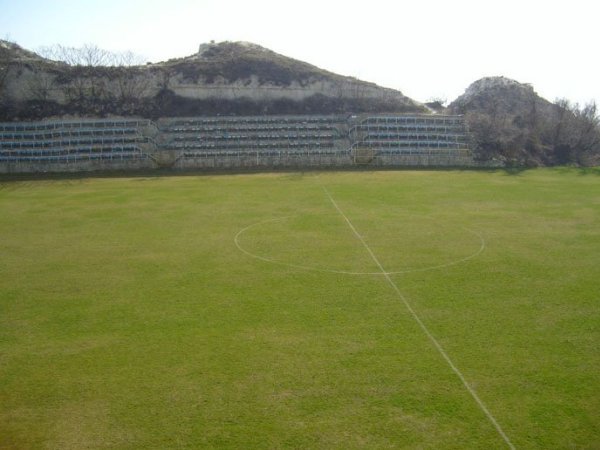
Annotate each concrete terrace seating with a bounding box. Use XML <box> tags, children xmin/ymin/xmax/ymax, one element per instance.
<box><xmin>0</xmin><ymin>119</ymin><xmax>152</xmax><ymax>164</ymax></box>
<box><xmin>350</xmin><ymin>115</ymin><xmax>470</xmax><ymax>155</ymax></box>
<box><xmin>0</xmin><ymin>114</ymin><xmax>474</xmax><ymax>172</ymax></box>
<box><xmin>158</xmin><ymin>115</ymin><xmax>346</xmax><ymax>157</ymax></box>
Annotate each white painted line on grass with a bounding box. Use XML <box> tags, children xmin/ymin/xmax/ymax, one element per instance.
<box><xmin>234</xmin><ymin>215</ymin><xmax>383</xmax><ymax>275</ymax></box>
<box><xmin>234</xmin><ymin>214</ymin><xmax>486</xmax><ymax>276</ymax></box>
<box><xmin>321</xmin><ymin>185</ymin><xmax>516</xmax><ymax>450</ymax></box>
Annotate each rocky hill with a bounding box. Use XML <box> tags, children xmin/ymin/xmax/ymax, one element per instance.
<box><xmin>0</xmin><ymin>40</ymin><xmax>424</xmax><ymax>120</ymax></box>
<box><xmin>449</xmin><ymin>77</ymin><xmax>556</xmax><ymax>118</ymax></box>
<box><xmin>448</xmin><ymin>76</ymin><xmax>599</xmax><ymax>166</ymax></box>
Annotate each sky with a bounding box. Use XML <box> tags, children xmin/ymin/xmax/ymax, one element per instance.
<box><xmin>1</xmin><ymin>0</ymin><xmax>598</xmax><ymax>107</ymax></box>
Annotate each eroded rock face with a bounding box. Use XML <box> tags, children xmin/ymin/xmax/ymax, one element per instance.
<box><xmin>449</xmin><ymin>76</ymin><xmax>551</xmax><ymax>115</ymax></box>
<box><xmin>461</xmin><ymin>76</ymin><xmax>532</xmax><ymax>101</ymax></box>
<box><xmin>448</xmin><ymin>77</ymin><xmax>569</xmax><ymax>166</ymax></box>
<box><xmin>0</xmin><ymin>40</ymin><xmax>424</xmax><ymax>119</ymax></box>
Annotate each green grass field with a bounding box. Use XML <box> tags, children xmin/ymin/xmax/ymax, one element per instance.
<box><xmin>1</xmin><ymin>168</ymin><xmax>599</xmax><ymax>449</ymax></box>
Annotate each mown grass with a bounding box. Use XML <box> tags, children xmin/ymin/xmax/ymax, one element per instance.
<box><xmin>0</xmin><ymin>168</ymin><xmax>598</xmax><ymax>449</ymax></box>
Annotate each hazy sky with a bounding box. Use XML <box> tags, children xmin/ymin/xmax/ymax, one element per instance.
<box><xmin>1</xmin><ymin>0</ymin><xmax>598</xmax><ymax>106</ymax></box>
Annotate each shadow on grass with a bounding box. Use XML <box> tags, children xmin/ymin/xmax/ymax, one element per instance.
<box><xmin>0</xmin><ymin>166</ymin><xmax>483</xmax><ymax>183</ymax></box>
<box><xmin>552</xmin><ymin>166</ymin><xmax>600</xmax><ymax>176</ymax></box>
<box><xmin>499</xmin><ymin>166</ymin><xmax>531</xmax><ymax>176</ymax></box>
<box><xmin>476</xmin><ymin>166</ymin><xmax>600</xmax><ymax>176</ymax></box>
<box><xmin>1</xmin><ymin>165</ymin><xmax>599</xmax><ymax>184</ymax></box>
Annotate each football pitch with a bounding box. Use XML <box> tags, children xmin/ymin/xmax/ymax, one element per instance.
<box><xmin>1</xmin><ymin>168</ymin><xmax>598</xmax><ymax>449</ymax></box>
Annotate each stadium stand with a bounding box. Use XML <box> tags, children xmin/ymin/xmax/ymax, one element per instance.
<box><xmin>0</xmin><ymin>119</ymin><xmax>154</xmax><ymax>171</ymax></box>
<box><xmin>158</xmin><ymin>115</ymin><xmax>347</xmax><ymax>165</ymax></box>
<box><xmin>0</xmin><ymin>114</ymin><xmax>475</xmax><ymax>173</ymax></box>
<box><xmin>349</xmin><ymin>115</ymin><xmax>471</xmax><ymax>161</ymax></box>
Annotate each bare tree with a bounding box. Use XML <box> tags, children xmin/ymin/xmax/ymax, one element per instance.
<box><xmin>61</xmin><ymin>70</ymin><xmax>111</xmax><ymax>103</ymax></box>
<box><xmin>115</xmin><ymin>67</ymin><xmax>150</xmax><ymax>101</ymax></box>
<box><xmin>38</xmin><ymin>44</ymin><xmax>111</xmax><ymax>66</ymax></box>
<box><xmin>0</xmin><ymin>38</ymin><xmax>18</xmax><ymax>101</ymax></box>
<box><xmin>552</xmin><ymin>99</ymin><xmax>600</xmax><ymax>164</ymax></box>
<box><xmin>579</xmin><ymin>102</ymin><xmax>600</xmax><ymax>164</ymax></box>
<box><xmin>37</xmin><ymin>44</ymin><xmax>145</xmax><ymax>67</ymax></box>
<box><xmin>116</xmin><ymin>50</ymin><xmax>146</xmax><ymax>67</ymax></box>
<box><xmin>80</xmin><ymin>44</ymin><xmax>113</xmax><ymax>66</ymax></box>
<box><xmin>27</xmin><ymin>68</ymin><xmax>55</xmax><ymax>101</ymax></box>
<box><xmin>37</xmin><ymin>43</ymin><xmax>149</xmax><ymax>104</ymax></box>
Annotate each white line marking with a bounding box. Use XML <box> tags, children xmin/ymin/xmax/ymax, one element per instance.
<box><xmin>321</xmin><ymin>185</ymin><xmax>516</xmax><ymax>450</ymax></box>
<box><xmin>234</xmin><ymin>214</ymin><xmax>486</xmax><ymax>276</ymax></box>
<box><xmin>234</xmin><ymin>216</ymin><xmax>382</xmax><ymax>275</ymax></box>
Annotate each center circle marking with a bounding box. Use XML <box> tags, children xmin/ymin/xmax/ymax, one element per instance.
<box><xmin>234</xmin><ymin>213</ymin><xmax>485</xmax><ymax>276</ymax></box>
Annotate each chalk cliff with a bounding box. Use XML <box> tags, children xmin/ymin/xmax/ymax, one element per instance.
<box><xmin>0</xmin><ymin>40</ymin><xmax>424</xmax><ymax>119</ymax></box>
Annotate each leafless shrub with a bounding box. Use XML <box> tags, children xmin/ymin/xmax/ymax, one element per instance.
<box><xmin>37</xmin><ymin>44</ymin><xmax>145</xmax><ymax>67</ymax></box>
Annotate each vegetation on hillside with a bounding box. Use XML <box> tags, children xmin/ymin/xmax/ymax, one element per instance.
<box><xmin>168</xmin><ymin>41</ymin><xmax>334</xmax><ymax>86</ymax></box>
<box><xmin>0</xmin><ymin>40</ymin><xmax>421</xmax><ymax>120</ymax></box>
<box><xmin>449</xmin><ymin>77</ymin><xmax>600</xmax><ymax>166</ymax></box>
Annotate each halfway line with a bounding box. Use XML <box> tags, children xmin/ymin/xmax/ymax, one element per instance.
<box><xmin>321</xmin><ymin>185</ymin><xmax>515</xmax><ymax>450</ymax></box>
